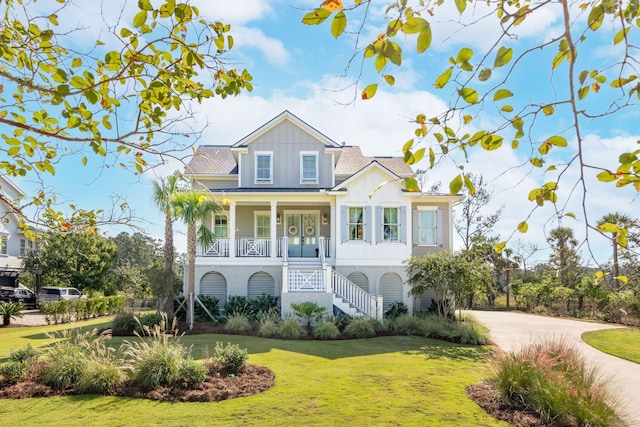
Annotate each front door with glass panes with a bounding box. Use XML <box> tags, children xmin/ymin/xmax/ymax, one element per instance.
<box><xmin>286</xmin><ymin>212</ymin><xmax>318</xmax><ymax>258</ymax></box>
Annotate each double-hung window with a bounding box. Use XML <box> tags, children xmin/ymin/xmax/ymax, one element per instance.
<box><xmin>255</xmin><ymin>152</ymin><xmax>272</xmax><ymax>183</ymax></box>
<box><xmin>19</xmin><ymin>238</ymin><xmax>34</xmax><ymax>256</ymax></box>
<box><xmin>383</xmin><ymin>208</ymin><xmax>399</xmax><ymax>242</ymax></box>
<box><xmin>348</xmin><ymin>207</ymin><xmax>364</xmax><ymax>241</ymax></box>
<box><xmin>255</xmin><ymin>213</ymin><xmax>270</xmax><ymax>238</ymax></box>
<box><xmin>213</xmin><ymin>214</ymin><xmax>228</xmax><ymax>238</ymax></box>
<box><xmin>418</xmin><ymin>209</ymin><xmax>437</xmax><ymax>245</ymax></box>
<box><xmin>0</xmin><ymin>235</ymin><xmax>7</xmax><ymax>255</ymax></box>
<box><xmin>300</xmin><ymin>152</ymin><xmax>318</xmax><ymax>184</ymax></box>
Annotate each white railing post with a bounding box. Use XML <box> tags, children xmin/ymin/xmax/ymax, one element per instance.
<box><xmin>282</xmin><ymin>263</ymin><xmax>289</xmax><ymax>293</ymax></box>
<box><xmin>376</xmin><ymin>296</ymin><xmax>384</xmax><ymax>321</ymax></box>
<box><xmin>325</xmin><ymin>265</ymin><xmax>333</xmax><ymax>293</ymax></box>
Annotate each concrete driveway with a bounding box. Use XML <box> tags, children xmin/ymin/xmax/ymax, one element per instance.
<box><xmin>467</xmin><ymin>310</ymin><xmax>640</xmax><ymax>426</ymax></box>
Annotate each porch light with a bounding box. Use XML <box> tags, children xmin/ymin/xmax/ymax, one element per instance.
<box><xmin>322</xmin><ymin>212</ymin><xmax>328</xmax><ymax>224</ymax></box>
<box><xmin>276</xmin><ymin>212</ymin><xmax>281</xmax><ymax>224</ymax></box>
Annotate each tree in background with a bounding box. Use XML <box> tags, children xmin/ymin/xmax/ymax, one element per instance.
<box><xmin>547</xmin><ymin>227</ymin><xmax>580</xmax><ymax>289</ymax></box>
<box><xmin>454</xmin><ymin>174</ymin><xmax>504</xmax><ymax>250</ymax></box>
<box><xmin>597</xmin><ymin>213</ymin><xmax>638</xmax><ymax>291</ymax></box>
<box><xmin>171</xmin><ymin>191</ymin><xmax>219</xmax><ymax>326</ymax></box>
<box><xmin>0</xmin><ymin>0</ymin><xmax>251</xmax><ymax>235</ymax></box>
<box><xmin>151</xmin><ymin>172</ymin><xmax>186</xmax><ymax>320</ymax></box>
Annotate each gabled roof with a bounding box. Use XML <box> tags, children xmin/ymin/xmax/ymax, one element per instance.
<box><xmin>335</xmin><ymin>146</ymin><xmax>414</xmax><ymax>177</ymax></box>
<box><xmin>231</xmin><ymin>110</ymin><xmax>342</xmax><ymax>149</ymax></box>
<box><xmin>332</xmin><ymin>160</ymin><xmax>405</xmax><ymax>191</ymax></box>
<box><xmin>187</xmin><ymin>146</ymin><xmax>237</xmax><ymax>175</ymax></box>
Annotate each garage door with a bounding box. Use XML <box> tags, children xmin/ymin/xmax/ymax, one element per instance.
<box><xmin>248</xmin><ymin>272</ymin><xmax>275</xmax><ymax>298</ymax></box>
<box><xmin>199</xmin><ymin>272</ymin><xmax>227</xmax><ymax>305</ymax></box>
<box><xmin>347</xmin><ymin>272</ymin><xmax>369</xmax><ymax>293</ymax></box>
<box><xmin>379</xmin><ymin>272</ymin><xmax>404</xmax><ymax>311</ymax></box>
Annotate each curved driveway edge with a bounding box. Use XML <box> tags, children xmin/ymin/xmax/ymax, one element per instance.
<box><xmin>467</xmin><ymin>310</ymin><xmax>640</xmax><ymax>426</ymax></box>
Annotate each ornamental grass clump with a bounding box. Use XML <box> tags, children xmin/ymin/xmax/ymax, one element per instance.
<box><xmin>258</xmin><ymin>317</ymin><xmax>279</xmax><ymax>337</ymax></box>
<box><xmin>224</xmin><ymin>313</ymin><xmax>253</xmax><ymax>333</ymax></box>
<box><xmin>312</xmin><ymin>319</ymin><xmax>340</xmax><ymax>339</ymax></box>
<box><xmin>392</xmin><ymin>314</ymin><xmax>426</xmax><ymax>336</ymax></box>
<box><xmin>343</xmin><ymin>317</ymin><xmax>376</xmax><ymax>338</ymax></box>
<box><xmin>491</xmin><ymin>338</ymin><xmax>621</xmax><ymax>427</ymax></box>
<box><xmin>450</xmin><ymin>320</ymin><xmax>489</xmax><ymax>345</ymax></box>
<box><xmin>277</xmin><ymin>317</ymin><xmax>306</xmax><ymax>340</ymax></box>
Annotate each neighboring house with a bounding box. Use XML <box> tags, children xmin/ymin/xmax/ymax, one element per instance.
<box><xmin>0</xmin><ymin>176</ymin><xmax>33</xmax><ymax>287</ymax></box>
<box><xmin>185</xmin><ymin>111</ymin><xmax>462</xmax><ymax>319</ymax></box>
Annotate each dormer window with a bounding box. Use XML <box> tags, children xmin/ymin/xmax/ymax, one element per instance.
<box><xmin>300</xmin><ymin>152</ymin><xmax>318</xmax><ymax>184</ymax></box>
<box><xmin>255</xmin><ymin>152</ymin><xmax>272</xmax><ymax>184</ymax></box>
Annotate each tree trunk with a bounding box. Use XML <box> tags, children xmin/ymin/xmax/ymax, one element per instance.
<box><xmin>612</xmin><ymin>235</ymin><xmax>620</xmax><ymax>291</ymax></box>
<box><xmin>164</xmin><ymin>210</ymin><xmax>175</xmax><ymax>322</ymax></box>
<box><xmin>506</xmin><ymin>269</ymin><xmax>510</xmax><ymax>309</ymax></box>
<box><xmin>3</xmin><ymin>314</ymin><xmax>9</xmax><ymax>326</ymax></box>
<box><xmin>186</xmin><ymin>220</ymin><xmax>196</xmax><ymax>326</ymax></box>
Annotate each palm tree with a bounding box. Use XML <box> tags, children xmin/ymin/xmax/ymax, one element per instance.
<box><xmin>597</xmin><ymin>212</ymin><xmax>636</xmax><ymax>291</ymax></box>
<box><xmin>547</xmin><ymin>226</ymin><xmax>579</xmax><ymax>288</ymax></box>
<box><xmin>151</xmin><ymin>171</ymin><xmax>185</xmax><ymax>321</ymax></box>
<box><xmin>171</xmin><ymin>190</ymin><xmax>219</xmax><ymax>327</ymax></box>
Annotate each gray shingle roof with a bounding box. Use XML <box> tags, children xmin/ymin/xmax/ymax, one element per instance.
<box><xmin>187</xmin><ymin>146</ymin><xmax>237</xmax><ymax>175</ymax></box>
<box><xmin>335</xmin><ymin>146</ymin><xmax>414</xmax><ymax>177</ymax></box>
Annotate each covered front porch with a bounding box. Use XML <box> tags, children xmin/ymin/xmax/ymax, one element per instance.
<box><xmin>196</xmin><ymin>198</ymin><xmax>335</xmax><ymax>261</ymax></box>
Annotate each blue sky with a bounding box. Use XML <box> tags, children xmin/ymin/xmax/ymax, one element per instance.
<box><xmin>9</xmin><ymin>0</ymin><xmax>640</xmax><ymax>266</ymax></box>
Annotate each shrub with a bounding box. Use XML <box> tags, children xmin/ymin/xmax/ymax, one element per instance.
<box><xmin>77</xmin><ymin>360</ymin><xmax>125</xmax><ymax>394</ymax></box>
<box><xmin>384</xmin><ymin>301</ymin><xmax>408</xmax><ymax>320</ymax></box>
<box><xmin>212</xmin><ymin>342</ymin><xmax>248</xmax><ymax>374</ymax></box>
<box><xmin>451</xmin><ymin>321</ymin><xmax>489</xmax><ymax>345</ymax></box>
<box><xmin>278</xmin><ymin>317</ymin><xmax>306</xmax><ymax>340</ymax></box>
<box><xmin>393</xmin><ymin>314</ymin><xmax>426</xmax><ymax>336</ymax></box>
<box><xmin>250</xmin><ymin>294</ymin><xmax>280</xmax><ymax>317</ymax></box>
<box><xmin>258</xmin><ymin>317</ymin><xmax>279</xmax><ymax>337</ymax></box>
<box><xmin>74</xmin><ymin>299</ymin><xmax>90</xmax><ymax>321</ymax></box>
<box><xmin>137</xmin><ymin>312</ymin><xmax>164</xmax><ymax>334</ymax></box>
<box><xmin>312</xmin><ymin>320</ymin><xmax>340</xmax><ymax>340</ymax></box>
<box><xmin>9</xmin><ymin>343</ymin><xmax>39</xmax><ymax>364</ymax></box>
<box><xmin>195</xmin><ymin>294</ymin><xmax>220</xmax><ymax>321</ymax></box>
<box><xmin>112</xmin><ymin>312</ymin><xmax>137</xmax><ymax>335</ymax></box>
<box><xmin>224</xmin><ymin>295</ymin><xmax>250</xmax><ymax>316</ymax></box>
<box><xmin>290</xmin><ymin>302</ymin><xmax>326</xmax><ymax>333</ymax></box>
<box><xmin>491</xmin><ymin>339</ymin><xmax>621</xmax><ymax>426</ymax></box>
<box><xmin>224</xmin><ymin>314</ymin><xmax>253</xmax><ymax>332</ymax></box>
<box><xmin>42</xmin><ymin>341</ymin><xmax>87</xmax><ymax>389</ymax></box>
<box><xmin>421</xmin><ymin>315</ymin><xmax>450</xmax><ymax>338</ymax></box>
<box><xmin>343</xmin><ymin>317</ymin><xmax>376</xmax><ymax>338</ymax></box>
<box><xmin>0</xmin><ymin>361</ymin><xmax>28</xmax><ymax>384</ymax></box>
<box><xmin>179</xmin><ymin>359</ymin><xmax>208</xmax><ymax>384</ymax></box>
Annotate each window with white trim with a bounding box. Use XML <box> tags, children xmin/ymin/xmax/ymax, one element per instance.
<box><xmin>0</xmin><ymin>235</ymin><xmax>7</xmax><ymax>255</ymax></box>
<box><xmin>213</xmin><ymin>214</ymin><xmax>228</xmax><ymax>238</ymax></box>
<box><xmin>20</xmin><ymin>238</ymin><xmax>34</xmax><ymax>256</ymax></box>
<box><xmin>348</xmin><ymin>207</ymin><xmax>364</xmax><ymax>241</ymax></box>
<box><xmin>300</xmin><ymin>152</ymin><xmax>318</xmax><ymax>184</ymax></box>
<box><xmin>255</xmin><ymin>213</ymin><xmax>270</xmax><ymax>238</ymax></box>
<box><xmin>418</xmin><ymin>210</ymin><xmax>437</xmax><ymax>245</ymax></box>
<box><xmin>383</xmin><ymin>208</ymin><xmax>399</xmax><ymax>242</ymax></box>
<box><xmin>255</xmin><ymin>152</ymin><xmax>272</xmax><ymax>183</ymax></box>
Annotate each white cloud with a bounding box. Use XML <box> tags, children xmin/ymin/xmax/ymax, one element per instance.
<box><xmin>194</xmin><ymin>0</ymin><xmax>275</xmax><ymax>25</ymax></box>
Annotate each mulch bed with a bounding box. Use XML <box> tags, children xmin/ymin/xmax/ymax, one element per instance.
<box><xmin>0</xmin><ymin>361</ymin><xmax>275</xmax><ymax>403</ymax></box>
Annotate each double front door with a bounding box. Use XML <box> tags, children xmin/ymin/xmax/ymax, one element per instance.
<box><xmin>286</xmin><ymin>212</ymin><xmax>318</xmax><ymax>258</ymax></box>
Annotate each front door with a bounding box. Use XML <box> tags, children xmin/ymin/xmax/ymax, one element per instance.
<box><xmin>286</xmin><ymin>212</ymin><xmax>318</xmax><ymax>258</ymax></box>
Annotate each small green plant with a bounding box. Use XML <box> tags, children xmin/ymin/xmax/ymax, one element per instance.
<box><xmin>312</xmin><ymin>319</ymin><xmax>340</xmax><ymax>340</ymax></box>
<box><xmin>112</xmin><ymin>312</ymin><xmax>137</xmax><ymax>335</ymax></box>
<box><xmin>224</xmin><ymin>295</ymin><xmax>250</xmax><ymax>316</ymax></box>
<box><xmin>0</xmin><ymin>301</ymin><xmax>24</xmax><ymax>326</ymax></box>
<box><xmin>179</xmin><ymin>359</ymin><xmax>208</xmax><ymax>384</ymax></box>
<box><xmin>392</xmin><ymin>314</ymin><xmax>426</xmax><ymax>336</ymax></box>
<box><xmin>0</xmin><ymin>361</ymin><xmax>28</xmax><ymax>384</ymax></box>
<box><xmin>42</xmin><ymin>340</ymin><xmax>88</xmax><ymax>389</ymax></box>
<box><xmin>10</xmin><ymin>343</ymin><xmax>39</xmax><ymax>364</ymax></box>
<box><xmin>258</xmin><ymin>317</ymin><xmax>279</xmax><ymax>337</ymax></box>
<box><xmin>212</xmin><ymin>342</ymin><xmax>248</xmax><ymax>374</ymax></box>
<box><xmin>384</xmin><ymin>301</ymin><xmax>408</xmax><ymax>320</ymax></box>
<box><xmin>277</xmin><ymin>316</ymin><xmax>306</xmax><ymax>340</ymax></box>
<box><xmin>343</xmin><ymin>317</ymin><xmax>377</xmax><ymax>338</ymax></box>
<box><xmin>250</xmin><ymin>294</ymin><xmax>280</xmax><ymax>317</ymax></box>
<box><xmin>290</xmin><ymin>301</ymin><xmax>326</xmax><ymax>333</ymax></box>
<box><xmin>77</xmin><ymin>360</ymin><xmax>126</xmax><ymax>394</ymax></box>
<box><xmin>224</xmin><ymin>313</ymin><xmax>252</xmax><ymax>332</ymax></box>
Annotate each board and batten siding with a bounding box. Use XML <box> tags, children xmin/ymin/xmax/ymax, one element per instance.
<box><xmin>239</xmin><ymin>120</ymin><xmax>334</xmax><ymax>188</ymax></box>
<box><xmin>411</xmin><ymin>202</ymin><xmax>452</xmax><ymax>258</ymax></box>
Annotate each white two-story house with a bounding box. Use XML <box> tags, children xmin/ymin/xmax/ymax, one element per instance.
<box><xmin>0</xmin><ymin>176</ymin><xmax>33</xmax><ymax>288</ymax></box>
<box><xmin>185</xmin><ymin>111</ymin><xmax>461</xmax><ymax>319</ymax></box>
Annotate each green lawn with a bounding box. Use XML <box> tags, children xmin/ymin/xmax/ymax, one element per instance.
<box><xmin>582</xmin><ymin>327</ymin><xmax>640</xmax><ymax>364</ymax></box>
<box><xmin>0</xmin><ymin>320</ymin><xmax>509</xmax><ymax>427</ymax></box>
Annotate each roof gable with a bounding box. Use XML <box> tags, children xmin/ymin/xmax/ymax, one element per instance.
<box><xmin>231</xmin><ymin>110</ymin><xmax>342</xmax><ymax>149</ymax></box>
<box><xmin>335</xmin><ymin>146</ymin><xmax>414</xmax><ymax>177</ymax></box>
<box><xmin>332</xmin><ymin>160</ymin><xmax>404</xmax><ymax>191</ymax></box>
<box><xmin>187</xmin><ymin>146</ymin><xmax>237</xmax><ymax>175</ymax></box>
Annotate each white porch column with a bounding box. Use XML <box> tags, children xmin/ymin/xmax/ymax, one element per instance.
<box><xmin>329</xmin><ymin>200</ymin><xmax>336</xmax><ymax>260</ymax></box>
<box><xmin>282</xmin><ymin>264</ymin><xmax>289</xmax><ymax>293</ymax></box>
<box><xmin>270</xmin><ymin>200</ymin><xmax>277</xmax><ymax>258</ymax></box>
<box><xmin>229</xmin><ymin>201</ymin><xmax>236</xmax><ymax>258</ymax></box>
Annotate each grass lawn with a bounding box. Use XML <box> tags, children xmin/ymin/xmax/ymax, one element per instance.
<box><xmin>582</xmin><ymin>327</ymin><xmax>640</xmax><ymax>364</ymax></box>
<box><xmin>0</xmin><ymin>320</ymin><xmax>509</xmax><ymax>427</ymax></box>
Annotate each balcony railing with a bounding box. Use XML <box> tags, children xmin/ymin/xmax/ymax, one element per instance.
<box><xmin>198</xmin><ymin>236</ymin><xmax>331</xmax><ymax>258</ymax></box>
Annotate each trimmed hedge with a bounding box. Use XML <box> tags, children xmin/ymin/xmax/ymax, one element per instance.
<box><xmin>40</xmin><ymin>296</ymin><xmax>126</xmax><ymax>324</ymax></box>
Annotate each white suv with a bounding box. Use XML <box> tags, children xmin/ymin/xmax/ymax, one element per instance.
<box><xmin>37</xmin><ymin>287</ymin><xmax>87</xmax><ymax>303</ymax></box>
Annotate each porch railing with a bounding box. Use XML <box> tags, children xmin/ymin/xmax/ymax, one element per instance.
<box><xmin>288</xmin><ymin>269</ymin><xmax>324</xmax><ymax>292</ymax></box>
<box><xmin>197</xmin><ymin>236</ymin><xmax>328</xmax><ymax>259</ymax></box>
<box><xmin>331</xmin><ymin>269</ymin><xmax>381</xmax><ymax>319</ymax></box>
<box><xmin>199</xmin><ymin>239</ymin><xmax>230</xmax><ymax>257</ymax></box>
<box><xmin>236</xmin><ymin>238</ymin><xmax>270</xmax><ymax>257</ymax></box>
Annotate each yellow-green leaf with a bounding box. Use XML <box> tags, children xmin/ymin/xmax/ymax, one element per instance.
<box><xmin>82</xmin><ymin>156</ymin><xmax>87</xmax><ymax>166</ymax></box>
<box><xmin>494</xmin><ymin>46</ymin><xmax>513</xmax><ymax>68</ymax></box>
<box><xmin>548</xmin><ymin>135</ymin><xmax>567</xmax><ymax>147</ymax></box>
<box><xmin>450</xmin><ymin>174</ymin><xmax>463</xmax><ymax>194</ymax></box>
<box><xmin>435</xmin><ymin>67</ymin><xmax>452</xmax><ymax>89</ymax></box>
<box><xmin>594</xmin><ymin>271</ymin><xmax>605</xmax><ymax>280</ymax></box>
<box><xmin>614</xmin><ymin>28</ymin><xmax>630</xmax><ymax>45</ymax></box>
<box><xmin>404</xmin><ymin>177</ymin><xmax>420</xmax><ymax>192</ymax></box>
<box><xmin>456</xmin><ymin>47</ymin><xmax>473</xmax><ymax>64</ymax></box>
<box><xmin>463</xmin><ymin>174</ymin><xmax>476</xmax><ymax>196</ymax></box>
<box><xmin>302</xmin><ymin>8</ymin><xmax>331</xmax><ymax>25</ymax></box>
<box><xmin>565</xmin><ymin>212</ymin><xmax>575</xmax><ymax>219</ymax></box>
<box><xmin>331</xmin><ymin>11</ymin><xmax>347</xmax><ymax>38</ymax></box>
<box><xmin>455</xmin><ymin>0</ymin><xmax>467</xmax><ymax>14</ymax></box>
<box><xmin>493</xmin><ymin>89</ymin><xmax>513</xmax><ymax>101</ymax></box>
<box><xmin>578</xmin><ymin>86</ymin><xmax>589</xmax><ymax>100</ymax></box>
<box><xmin>417</xmin><ymin>25</ymin><xmax>432</xmax><ymax>53</ymax></box>
<box><xmin>402</xmin><ymin>139</ymin><xmax>414</xmax><ymax>153</ymax></box>
<box><xmin>362</xmin><ymin>84</ymin><xmax>378</xmax><ymax>100</ymax></box>
<box><xmin>404</xmin><ymin>17</ymin><xmax>428</xmax><ymax>34</ymax></box>
<box><xmin>493</xmin><ymin>241</ymin><xmax>507</xmax><ymax>254</ymax></box>
<box><xmin>133</xmin><ymin>10</ymin><xmax>147</xmax><ymax>28</ymax></box>
<box><xmin>597</xmin><ymin>170</ymin><xmax>616</xmax><ymax>182</ymax></box>
<box><xmin>517</xmin><ymin>221</ymin><xmax>528</xmax><ymax>233</ymax></box>
<box><xmin>384</xmin><ymin>74</ymin><xmax>395</xmax><ymax>86</ymax></box>
<box><xmin>588</xmin><ymin>5</ymin><xmax>604</xmax><ymax>31</ymax></box>
<box><xmin>459</xmin><ymin>87</ymin><xmax>478</xmax><ymax>104</ymax></box>
<box><xmin>542</xmin><ymin>105</ymin><xmax>555</xmax><ymax>115</ymax></box>
<box><xmin>615</xmin><ymin>275</ymin><xmax>628</xmax><ymax>284</ymax></box>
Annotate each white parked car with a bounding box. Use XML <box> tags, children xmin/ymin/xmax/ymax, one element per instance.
<box><xmin>37</xmin><ymin>287</ymin><xmax>87</xmax><ymax>303</ymax></box>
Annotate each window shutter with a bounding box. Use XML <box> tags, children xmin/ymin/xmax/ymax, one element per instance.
<box><xmin>436</xmin><ymin>210</ymin><xmax>443</xmax><ymax>246</ymax></box>
<box><xmin>399</xmin><ymin>206</ymin><xmax>406</xmax><ymax>243</ymax></box>
<box><xmin>412</xmin><ymin>210</ymin><xmax>419</xmax><ymax>244</ymax></box>
<box><xmin>375</xmin><ymin>206</ymin><xmax>383</xmax><ymax>243</ymax></box>
<box><xmin>364</xmin><ymin>206</ymin><xmax>372</xmax><ymax>243</ymax></box>
<box><xmin>341</xmin><ymin>205</ymin><xmax>348</xmax><ymax>243</ymax></box>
